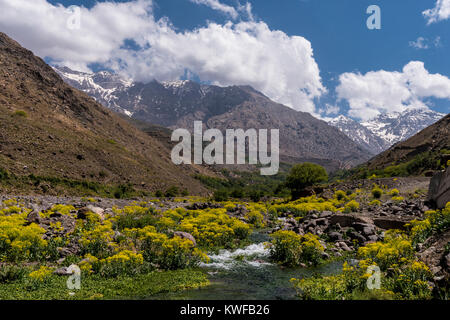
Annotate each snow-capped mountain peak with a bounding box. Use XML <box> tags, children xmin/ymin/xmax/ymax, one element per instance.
<box><xmin>328</xmin><ymin>115</ymin><xmax>387</xmax><ymax>154</ymax></box>
<box><xmin>53</xmin><ymin>65</ymin><xmax>132</xmax><ymax>115</ymax></box>
<box><xmin>361</xmin><ymin>108</ymin><xmax>445</xmax><ymax>144</ymax></box>
<box><xmin>329</xmin><ymin>108</ymin><xmax>446</xmax><ymax>154</ymax></box>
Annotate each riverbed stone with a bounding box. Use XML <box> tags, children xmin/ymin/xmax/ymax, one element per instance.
<box><xmin>174</xmin><ymin>231</ymin><xmax>197</xmax><ymax>246</ymax></box>
<box><xmin>315</xmin><ymin>218</ymin><xmax>328</xmax><ymax>226</ymax></box>
<box><xmin>339</xmin><ymin>242</ymin><xmax>351</xmax><ymax>252</ymax></box>
<box><xmin>53</xmin><ymin>267</ymin><xmax>72</xmax><ymax>276</ymax></box>
<box><xmin>353</xmin><ymin>222</ymin><xmax>376</xmax><ymax>236</ymax></box>
<box><xmin>319</xmin><ymin>211</ymin><xmax>333</xmax><ymax>218</ymax></box>
<box><xmin>373</xmin><ymin>218</ymin><xmax>408</xmax><ymax>230</ymax></box>
<box><xmin>26</xmin><ymin>209</ymin><xmax>41</xmax><ymax>224</ymax></box>
<box><xmin>329</xmin><ymin>214</ymin><xmax>366</xmax><ymax>227</ymax></box>
<box><xmin>445</xmin><ymin>253</ymin><xmax>450</xmax><ymax>270</ymax></box>
<box><xmin>349</xmin><ymin>231</ymin><xmax>366</xmax><ymax>244</ymax></box>
<box><xmin>329</xmin><ymin>231</ymin><xmax>343</xmax><ymax>241</ymax></box>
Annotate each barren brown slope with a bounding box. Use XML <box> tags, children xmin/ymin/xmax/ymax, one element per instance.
<box><xmin>366</xmin><ymin>113</ymin><xmax>450</xmax><ymax>170</ymax></box>
<box><xmin>201</xmin><ymin>88</ymin><xmax>370</xmax><ymax>172</ymax></box>
<box><xmin>0</xmin><ymin>32</ymin><xmax>210</xmax><ymax>195</ymax></box>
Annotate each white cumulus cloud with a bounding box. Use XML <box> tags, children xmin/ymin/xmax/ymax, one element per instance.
<box><xmin>409</xmin><ymin>36</ymin><xmax>442</xmax><ymax>49</ymax></box>
<box><xmin>409</xmin><ymin>37</ymin><xmax>429</xmax><ymax>49</ymax></box>
<box><xmin>423</xmin><ymin>0</ymin><xmax>450</xmax><ymax>24</ymax></box>
<box><xmin>0</xmin><ymin>0</ymin><xmax>155</xmax><ymax>72</ymax></box>
<box><xmin>189</xmin><ymin>0</ymin><xmax>238</xmax><ymax>19</ymax></box>
<box><xmin>110</xmin><ymin>21</ymin><xmax>326</xmax><ymax>114</ymax></box>
<box><xmin>0</xmin><ymin>0</ymin><xmax>326</xmax><ymax>115</ymax></box>
<box><xmin>336</xmin><ymin>61</ymin><xmax>450</xmax><ymax>120</ymax></box>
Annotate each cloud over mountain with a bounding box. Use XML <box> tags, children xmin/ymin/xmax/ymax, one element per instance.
<box><xmin>336</xmin><ymin>61</ymin><xmax>450</xmax><ymax>121</ymax></box>
<box><xmin>0</xmin><ymin>0</ymin><xmax>325</xmax><ymax>115</ymax></box>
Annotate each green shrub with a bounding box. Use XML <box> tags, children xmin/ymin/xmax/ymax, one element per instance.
<box><xmin>248</xmin><ymin>190</ymin><xmax>263</xmax><ymax>202</ymax></box>
<box><xmin>13</xmin><ymin>110</ymin><xmax>27</xmax><ymax>117</ymax></box>
<box><xmin>291</xmin><ymin>275</ymin><xmax>348</xmax><ymax>300</ymax></box>
<box><xmin>230</xmin><ymin>188</ymin><xmax>244</xmax><ymax>199</ymax></box>
<box><xmin>213</xmin><ymin>189</ymin><xmax>229</xmax><ymax>202</ymax></box>
<box><xmin>154</xmin><ymin>190</ymin><xmax>163</xmax><ymax>197</ymax></box>
<box><xmin>164</xmin><ymin>186</ymin><xmax>179</xmax><ymax>198</ymax></box>
<box><xmin>344</xmin><ymin>200</ymin><xmax>360</xmax><ymax>213</ymax></box>
<box><xmin>0</xmin><ymin>265</ymin><xmax>27</xmax><ymax>283</ymax></box>
<box><xmin>334</xmin><ymin>190</ymin><xmax>347</xmax><ymax>201</ymax></box>
<box><xmin>408</xmin><ymin>204</ymin><xmax>450</xmax><ymax>245</ymax></box>
<box><xmin>271</xmin><ymin>196</ymin><xmax>337</xmax><ymax>217</ymax></box>
<box><xmin>98</xmin><ymin>250</ymin><xmax>145</xmax><ymax>277</ymax></box>
<box><xmin>113</xmin><ymin>184</ymin><xmax>135</xmax><ymax>199</ymax></box>
<box><xmin>269</xmin><ymin>231</ymin><xmax>324</xmax><ymax>266</ymax></box>
<box><xmin>0</xmin><ymin>214</ymin><xmax>48</xmax><ymax>262</ymax></box>
<box><xmin>390</xmin><ymin>189</ymin><xmax>400</xmax><ymax>196</ymax></box>
<box><xmin>0</xmin><ymin>168</ymin><xmax>9</xmax><ymax>180</ymax></box>
<box><xmin>286</xmin><ymin>163</ymin><xmax>328</xmax><ymax>200</ymax></box>
<box><xmin>392</xmin><ymin>196</ymin><xmax>404</xmax><ymax>203</ymax></box>
<box><xmin>246</xmin><ymin>210</ymin><xmax>265</xmax><ymax>228</ymax></box>
<box><xmin>113</xmin><ymin>205</ymin><xmax>158</xmax><ymax>230</ymax></box>
<box><xmin>372</xmin><ymin>187</ymin><xmax>383</xmax><ymax>199</ymax></box>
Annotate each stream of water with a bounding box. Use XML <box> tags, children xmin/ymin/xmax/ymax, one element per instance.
<box><xmin>152</xmin><ymin>232</ymin><xmax>343</xmax><ymax>300</ymax></box>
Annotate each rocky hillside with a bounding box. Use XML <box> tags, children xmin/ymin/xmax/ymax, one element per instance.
<box><xmin>366</xmin><ymin>113</ymin><xmax>450</xmax><ymax>170</ymax></box>
<box><xmin>0</xmin><ymin>32</ymin><xmax>211</xmax><ymax>195</ymax></box>
<box><xmin>55</xmin><ymin>67</ymin><xmax>370</xmax><ymax>171</ymax></box>
<box><xmin>328</xmin><ymin>115</ymin><xmax>388</xmax><ymax>154</ymax></box>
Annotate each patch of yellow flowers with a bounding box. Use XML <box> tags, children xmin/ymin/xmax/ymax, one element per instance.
<box><xmin>269</xmin><ymin>230</ymin><xmax>324</xmax><ymax>266</ymax></box>
<box><xmin>0</xmin><ymin>213</ymin><xmax>47</xmax><ymax>261</ymax></box>
<box><xmin>358</xmin><ymin>230</ymin><xmax>413</xmax><ymax>269</ymax></box>
<box><xmin>407</xmin><ymin>202</ymin><xmax>450</xmax><ymax>244</ymax></box>
<box><xmin>271</xmin><ymin>196</ymin><xmax>338</xmax><ymax>217</ymax></box>
<box><xmin>29</xmin><ymin>266</ymin><xmax>53</xmax><ymax>282</ymax></box>
<box><xmin>292</xmin><ymin>230</ymin><xmax>433</xmax><ymax>300</ymax></box>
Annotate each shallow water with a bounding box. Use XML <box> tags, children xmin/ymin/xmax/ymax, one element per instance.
<box><xmin>151</xmin><ymin>232</ymin><xmax>343</xmax><ymax>300</ymax></box>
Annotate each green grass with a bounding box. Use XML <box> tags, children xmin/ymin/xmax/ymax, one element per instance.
<box><xmin>12</xmin><ymin>110</ymin><xmax>27</xmax><ymax>118</ymax></box>
<box><xmin>332</xmin><ymin>150</ymin><xmax>446</xmax><ymax>181</ymax></box>
<box><xmin>194</xmin><ymin>164</ymin><xmax>290</xmax><ymax>199</ymax></box>
<box><xmin>0</xmin><ymin>269</ymin><xmax>209</xmax><ymax>300</ymax></box>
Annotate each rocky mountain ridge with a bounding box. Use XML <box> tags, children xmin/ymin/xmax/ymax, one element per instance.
<box><xmin>0</xmin><ymin>32</ymin><xmax>211</xmax><ymax>195</ymax></box>
<box><xmin>54</xmin><ymin>66</ymin><xmax>371</xmax><ymax>171</ymax></box>
<box><xmin>329</xmin><ymin>108</ymin><xmax>446</xmax><ymax>154</ymax></box>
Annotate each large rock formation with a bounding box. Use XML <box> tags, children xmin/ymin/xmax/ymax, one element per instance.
<box><xmin>428</xmin><ymin>166</ymin><xmax>450</xmax><ymax>209</ymax></box>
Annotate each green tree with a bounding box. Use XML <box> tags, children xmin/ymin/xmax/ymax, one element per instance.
<box><xmin>285</xmin><ymin>163</ymin><xmax>328</xmax><ymax>200</ymax></box>
<box><xmin>248</xmin><ymin>190</ymin><xmax>264</xmax><ymax>202</ymax></box>
<box><xmin>164</xmin><ymin>186</ymin><xmax>179</xmax><ymax>198</ymax></box>
<box><xmin>213</xmin><ymin>189</ymin><xmax>229</xmax><ymax>202</ymax></box>
<box><xmin>230</xmin><ymin>188</ymin><xmax>244</xmax><ymax>199</ymax></box>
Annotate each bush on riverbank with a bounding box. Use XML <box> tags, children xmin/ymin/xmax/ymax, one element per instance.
<box><xmin>291</xmin><ymin>230</ymin><xmax>434</xmax><ymax>300</ymax></box>
<box><xmin>269</xmin><ymin>231</ymin><xmax>324</xmax><ymax>267</ymax></box>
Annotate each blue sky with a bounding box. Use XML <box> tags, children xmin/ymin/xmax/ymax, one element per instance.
<box><xmin>2</xmin><ymin>0</ymin><xmax>450</xmax><ymax>118</ymax></box>
<box><xmin>158</xmin><ymin>0</ymin><xmax>450</xmax><ymax>116</ymax></box>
